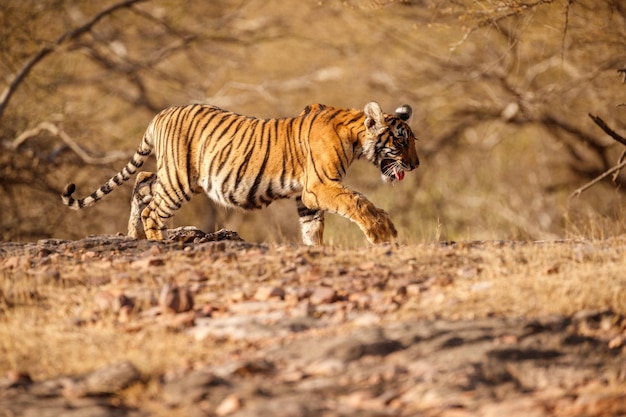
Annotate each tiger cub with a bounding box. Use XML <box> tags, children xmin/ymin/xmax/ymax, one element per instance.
<box><xmin>62</xmin><ymin>102</ymin><xmax>419</xmax><ymax>244</ymax></box>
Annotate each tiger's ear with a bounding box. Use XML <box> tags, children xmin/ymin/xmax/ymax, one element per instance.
<box><xmin>395</xmin><ymin>104</ymin><xmax>412</xmax><ymax>122</ymax></box>
<box><xmin>364</xmin><ymin>101</ymin><xmax>385</xmax><ymax>134</ymax></box>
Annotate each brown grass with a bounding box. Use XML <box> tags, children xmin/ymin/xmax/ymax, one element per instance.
<box><xmin>2</xmin><ymin>238</ymin><xmax>625</xmax><ymax>383</ymax></box>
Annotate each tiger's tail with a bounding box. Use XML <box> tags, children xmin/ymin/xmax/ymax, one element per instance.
<box><xmin>61</xmin><ymin>129</ymin><xmax>153</xmax><ymax>210</ymax></box>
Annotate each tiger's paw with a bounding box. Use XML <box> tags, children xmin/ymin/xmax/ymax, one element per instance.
<box><xmin>364</xmin><ymin>209</ymin><xmax>398</xmax><ymax>244</ymax></box>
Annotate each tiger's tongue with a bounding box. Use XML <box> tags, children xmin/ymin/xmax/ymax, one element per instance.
<box><xmin>395</xmin><ymin>169</ymin><xmax>405</xmax><ymax>181</ymax></box>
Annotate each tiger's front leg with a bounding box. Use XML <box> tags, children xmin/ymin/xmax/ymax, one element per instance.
<box><xmin>295</xmin><ymin>195</ymin><xmax>325</xmax><ymax>245</ymax></box>
<box><xmin>301</xmin><ymin>183</ymin><xmax>397</xmax><ymax>244</ymax></box>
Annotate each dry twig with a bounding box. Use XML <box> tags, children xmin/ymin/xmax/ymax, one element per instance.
<box><xmin>588</xmin><ymin>113</ymin><xmax>626</xmax><ymax>147</ymax></box>
<box><xmin>569</xmin><ymin>113</ymin><xmax>626</xmax><ymax>199</ymax></box>
<box><xmin>569</xmin><ymin>159</ymin><xmax>626</xmax><ymax>199</ymax></box>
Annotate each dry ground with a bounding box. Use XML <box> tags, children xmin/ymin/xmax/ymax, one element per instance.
<box><xmin>1</xmin><ymin>234</ymin><xmax>625</xmax><ymax>416</ymax></box>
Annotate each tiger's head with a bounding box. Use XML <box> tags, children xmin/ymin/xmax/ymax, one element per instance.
<box><xmin>362</xmin><ymin>102</ymin><xmax>420</xmax><ymax>183</ymax></box>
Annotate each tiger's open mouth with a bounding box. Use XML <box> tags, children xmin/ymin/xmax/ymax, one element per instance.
<box><xmin>380</xmin><ymin>159</ymin><xmax>405</xmax><ymax>182</ymax></box>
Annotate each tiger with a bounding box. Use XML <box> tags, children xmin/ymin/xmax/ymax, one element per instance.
<box><xmin>62</xmin><ymin>101</ymin><xmax>420</xmax><ymax>245</ymax></box>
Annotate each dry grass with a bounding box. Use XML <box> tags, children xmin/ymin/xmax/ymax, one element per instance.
<box><xmin>1</xmin><ymin>238</ymin><xmax>625</xmax><ymax>382</ymax></box>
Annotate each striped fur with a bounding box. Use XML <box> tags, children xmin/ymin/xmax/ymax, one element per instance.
<box><xmin>62</xmin><ymin>101</ymin><xmax>419</xmax><ymax>244</ymax></box>
<box><xmin>127</xmin><ymin>171</ymin><xmax>161</xmax><ymax>239</ymax></box>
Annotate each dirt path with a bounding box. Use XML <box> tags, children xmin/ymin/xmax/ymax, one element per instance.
<box><xmin>1</xmin><ymin>234</ymin><xmax>625</xmax><ymax>416</ymax></box>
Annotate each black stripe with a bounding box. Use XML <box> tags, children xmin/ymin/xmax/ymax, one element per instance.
<box><xmin>196</xmin><ymin>109</ymin><xmax>225</xmax><ymax>168</ymax></box>
<box><xmin>159</xmin><ymin>178</ymin><xmax>181</xmax><ymax>210</ymax></box>
<box><xmin>246</xmin><ymin>120</ymin><xmax>272</xmax><ymax>208</ymax></box>
<box><xmin>162</xmin><ymin>107</ymin><xmax>180</xmax><ymax>141</ymax></box>
<box><xmin>303</xmin><ymin>112</ymin><xmax>326</xmax><ymax>183</ymax></box>
<box><xmin>334</xmin><ymin>145</ymin><xmax>347</xmax><ymax>176</ymax></box>
<box><xmin>321</xmin><ymin>163</ymin><xmax>340</xmax><ymax>182</ymax></box>
<box><xmin>297</xmin><ymin>205</ymin><xmax>319</xmax><ymax>218</ymax></box>
<box><xmin>234</xmin><ymin>119</ymin><xmax>262</xmax><ymax>186</ymax></box>
<box><xmin>90</xmin><ymin>190</ymin><xmax>100</xmax><ymax>201</ymax></box>
<box><xmin>203</xmin><ymin>111</ymin><xmax>232</xmax><ymax>142</ymax></box>
<box><xmin>213</xmin><ymin>139</ymin><xmax>234</xmax><ymax>177</ymax></box>
<box><xmin>130</xmin><ymin>156</ymin><xmax>144</xmax><ymax>167</ymax></box>
<box><xmin>186</xmin><ymin>105</ymin><xmax>209</xmax><ymax>141</ymax></box>
<box><xmin>344</xmin><ymin>113</ymin><xmax>363</xmax><ymax>126</ymax></box>
<box><xmin>326</xmin><ymin>109</ymin><xmax>343</xmax><ymax>122</ymax></box>
<box><xmin>163</xmin><ymin>109</ymin><xmax>186</xmax><ymax>205</ymax></box>
<box><xmin>184</xmin><ymin>106</ymin><xmax>207</xmax><ymax>194</ymax></box>
<box><xmin>176</xmin><ymin>107</ymin><xmax>195</xmax><ymax>199</ymax></box>
<box><xmin>214</xmin><ymin>116</ymin><xmax>249</xmax><ymax>177</ymax></box>
<box><xmin>277</xmin><ymin>118</ymin><xmax>294</xmax><ymax>191</ymax></box>
<box><xmin>101</xmin><ymin>182</ymin><xmax>113</xmax><ymax>194</ymax></box>
<box><xmin>270</xmin><ymin>117</ymin><xmax>279</xmax><ymax>144</ymax></box>
<box><xmin>221</xmin><ymin>170</ymin><xmax>234</xmax><ymax>204</ymax></box>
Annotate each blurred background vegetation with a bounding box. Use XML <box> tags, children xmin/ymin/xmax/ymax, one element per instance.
<box><xmin>1</xmin><ymin>0</ymin><xmax>625</xmax><ymax>244</ymax></box>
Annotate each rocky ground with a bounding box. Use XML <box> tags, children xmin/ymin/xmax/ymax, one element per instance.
<box><xmin>1</xmin><ymin>231</ymin><xmax>625</xmax><ymax>416</ymax></box>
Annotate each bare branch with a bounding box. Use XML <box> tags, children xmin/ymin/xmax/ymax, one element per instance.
<box><xmin>588</xmin><ymin>113</ymin><xmax>626</xmax><ymax>147</ymax></box>
<box><xmin>0</xmin><ymin>0</ymin><xmax>146</xmax><ymax>122</ymax></box>
<box><xmin>205</xmin><ymin>67</ymin><xmax>343</xmax><ymax>108</ymax></box>
<box><xmin>448</xmin><ymin>0</ymin><xmax>556</xmax><ymax>51</ymax></box>
<box><xmin>560</xmin><ymin>0</ymin><xmax>573</xmax><ymax>66</ymax></box>
<box><xmin>613</xmin><ymin>149</ymin><xmax>626</xmax><ymax>182</ymax></box>
<box><xmin>569</xmin><ymin>159</ymin><xmax>626</xmax><ymax>199</ymax></box>
<box><xmin>11</xmin><ymin>122</ymin><xmax>130</xmax><ymax>165</ymax></box>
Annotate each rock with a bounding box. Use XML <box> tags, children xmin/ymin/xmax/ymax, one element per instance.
<box><xmin>479</xmin><ymin>396</ymin><xmax>545</xmax><ymax>417</ymax></box>
<box><xmin>93</xmin><ymin>291</ymin><xmax>134</xmax><ymax>313</ymax></box>
<box><xmin>304</xmin><ymin>358</ymin><xmax>346</xmax><ymax>376</ymax></box>
<box><xmin>81</xmin><ymin>361</ymin><xmax>141</xmax><ymax>396</ymax></box>
<box><xmin>215</xmin><ymin>393</ymin><xmax>242</xmax><ymax>416</ymax></box>
<box><xmin>2</xmin><ymin>370</ymin><xmax>32</xmax><ymax>389</ymax></box>
<box><xmin>253</xmin><ymin>286</ymin><xmax>285</xmax><ymax>301</ymax></box>
<box><xmin>162</xmin><ymin>369</ymin><xmax>228</xmax><ymax>406</ymax></box>
<box><xmin>190</xmin><ymin>316</ymin><xmax>281</xmax><ymax>341</ymax></box>
<box><xmin>309</xmin><ymin>287</ymin><xmax>337</xmax><ymax>305</ymax></box>
<box><xmin>324</xmin><ymin>332</ymin><xmax>404</xmax><ymax>362</ymax></box>
<box><xmin>351</xmin><ymin>312</ymin><xmax>381</xmax><ymax>327</ymax></box>
<box><xmin>159</xmin><ymin>283</ymin><xmax>194</xmax><ymax>314</ymax></box>
<box><xmin>167</xmin><ymin>226</ymin><xmax>244</xmax><ymax>243</ymax></box>
<box><xmin>2</xmin><ymin>256</ymin><xmax>21</xmax><ymax>269</ymax></box>
<box><xmin>58</xmin><ymin>361</ymin><xmax>141</xmax><ymax>398</ymax></box>
<box><xmin>131</xmin><ymin>256</ymin><xmax>165</xmax><ymax>270</ymax></box>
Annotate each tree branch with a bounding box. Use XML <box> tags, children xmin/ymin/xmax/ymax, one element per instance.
<box><xmin>588</xmin><ymin>113</ymin><xmax>626</xmax><ymax>147</ymax></box>
<box><xmin>0</xmin><ymin>0</ymin><xmax>146</xmax><ymax>122</ymax></box>
<box><xmin>11</xmin><ymin>122</ymin><xmax>130</xmax><ymax>165</ymax></box>
<box><xmin>569</xmin><ymin>114</ymin><xmax>626</xmax><ymax>198</ymax></box>
<box><xmin>569</xmin><ymin>159</ymin><xmax>626</xmax><ymax>199</ymax></box>
<box><xmin>560</xmin><ymin>0</ymin><xmax>573</xmax><ymax>65</ymax></box>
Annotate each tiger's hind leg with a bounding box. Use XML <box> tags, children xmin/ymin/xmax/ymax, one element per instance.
<box><xmin>296</xmin><ymin>195</ymin><xmax>325</xmax><ymax>246</ymax></box>
<box><xmin>140</xmin><ymin>178</ymin><xmax>182</xmax><ymax>241</ymax></box>
<box><xmin>128</xmin><ymin>172</ymin><xmax>158</xmax><ymax>239</ymax></box>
